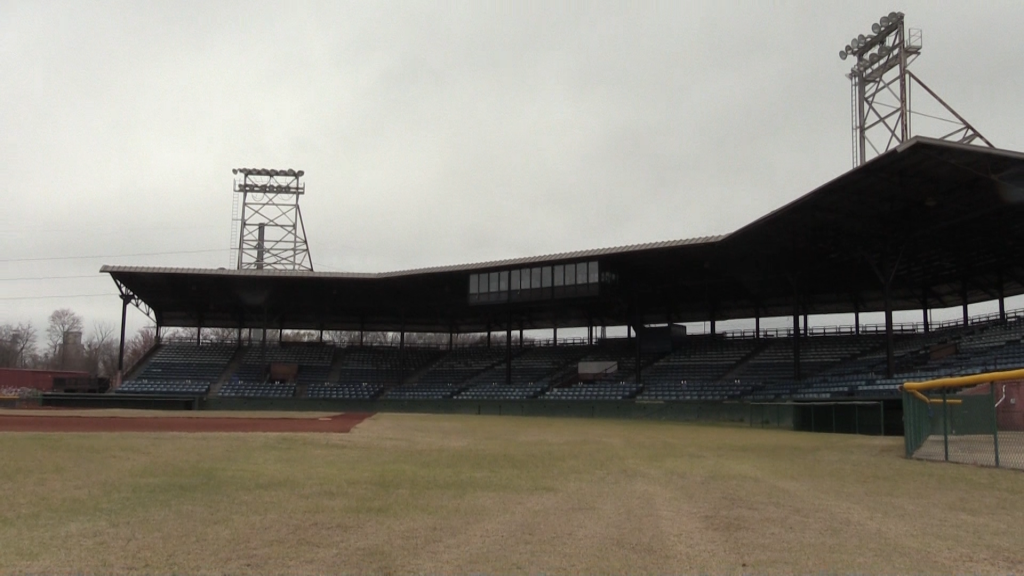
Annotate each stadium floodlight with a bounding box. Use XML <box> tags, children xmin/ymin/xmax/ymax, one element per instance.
<box><xmin>297</xmin><ymin>170</ymin><xmax>304</xmax><ymax>177</ymax></box>
<box><xmin>839</xmin><ymin>10</ymin><xmax>993</xmax><ymax>168</ymax></box>
<box><xmin>231</xmin><ymin>167</ymin><xmax>313</xmax><ymax>271</ymax></box>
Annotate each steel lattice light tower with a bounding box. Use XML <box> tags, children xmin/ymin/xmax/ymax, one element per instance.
<box><xmin>231</xmin><ymin>168</ymin><xmax>314</xmax><ymax>271</ymax></box>
<box><xmin>840</xmin><ymin>11</ymin><xmax>993</xmax><ymax>167</ymax></box>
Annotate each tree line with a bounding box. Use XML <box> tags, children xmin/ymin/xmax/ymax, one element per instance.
<box><xmin>0</xmin><ymin>308</ymin><xmax>119</xmax><ymax>376</ymax></box>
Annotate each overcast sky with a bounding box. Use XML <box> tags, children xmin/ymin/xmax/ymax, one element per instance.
<box><xmin>2</xmin><ymin>1</ymin><xmax>1023</xmax><ymax>338</ymax></box>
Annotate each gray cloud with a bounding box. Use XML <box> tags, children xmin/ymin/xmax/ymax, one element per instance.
<box><xmin>2</xmin><ymin>1</ymin><xmax>1022</xmax><ymax>335</ymax></box>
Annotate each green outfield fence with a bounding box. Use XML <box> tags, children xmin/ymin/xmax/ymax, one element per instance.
<box><xmin>37</xmin><ymin>393</ymin><xmax>900</xmax><ymax>435</ymax></box>
<box><xmin>903</xmin><ymin>373</ymin><xmax>1024</xmax><ymax>471</ymax></box>
<box><xmin>202</xmin><ymin>397</ymin><xmax>898</xmax><ymax>435</ymax></box>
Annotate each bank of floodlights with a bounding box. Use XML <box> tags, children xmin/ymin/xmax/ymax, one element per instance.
<box><xmin>231</xmin><ymin>167</ymin><xmax>314</xmax><ymax>271</ymax></box>
<box><xmin>837</xmin><ymin>11</ymin><xmax>991</xmax><ymax>167</ymax></box>
<box><xmin>839</xmin><ymin>11</ymin><xmax>904</xmax><ymax>78</ymax></box>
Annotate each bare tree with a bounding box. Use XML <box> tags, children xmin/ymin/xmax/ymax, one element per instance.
<box><xmin>122</xmin><ymin>325</ymin><xmax>157</xmax><ymax>374</ymax></box>
<box><xmin>83</xmin><ymin>322</ymin><xmax>118</xmax><ymax>377</ymax></box>
<box><xmin>45</xmin><ymin>308</ymin><xmax>84</xmax><ymax>369</ymax></box>
<box><xmin>203</xmin><ymin>327</ymin><xmax>240</xmax><ymax>344</ymax></box>
<box><xmin>282</xmin><ymin>330</ymin><xmax>319</xmax><ymax>342</ymax></box>
<box><xmin>15</xmin><ymin>322</ymin><xmax>38</xmax><ymax>367</ymax></box>
<box><xmin>0</xmin><ymin>323</ymin><xmax>20</xmax><ymax>367</ymax></box>
<box><xmin>0</xmin><ymin>323</ymin><xmax>37</xmax><ymax>366</ymax></box>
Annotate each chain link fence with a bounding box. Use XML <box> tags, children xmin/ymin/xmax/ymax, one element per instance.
<box><xmin>904</xmin><ymin>380</ymin><xmax>1024</xmax><ymax>471</ymax></box>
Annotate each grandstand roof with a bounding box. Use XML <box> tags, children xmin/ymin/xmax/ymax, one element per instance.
<box><xmin>104</xmin><ymin>137</ymin><xmax>1024</xmax><ymax>333</ymax></box>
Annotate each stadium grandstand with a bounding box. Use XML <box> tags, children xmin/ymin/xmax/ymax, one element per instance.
<box><xmin>91</xmin><ymin>137</ymin><xmax>1024</xmax><ymax>427</ymax></box>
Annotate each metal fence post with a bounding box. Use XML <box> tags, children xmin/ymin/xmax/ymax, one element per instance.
<box><xmin>990</xmin><ymin>382</ymin><xmax>1000</xmax><ymax>468</ymax></box>
<box><xmin>942</xmin><ymin>388</ymin><xmax>950</xmax><ymax>462</ymax></box>
<box><xmin>880</xmin><ymin>401</ymin><xmax>885</xmax><ymax>437</ymax></box>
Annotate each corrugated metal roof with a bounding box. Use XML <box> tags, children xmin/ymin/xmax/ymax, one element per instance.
<box><xmin>101</xmin><ymin>234</ymin><xmax>727</xmax><ymax>279</ymax></box>
<box><xmin>99</xmin><ymin>265</ymin><xmax>377</xmax><ymax>279</ymax></box>
<box><xmin>381</xmin><ymin>234</ymin><xmax>727</xmax><ymax>276</ymax></box>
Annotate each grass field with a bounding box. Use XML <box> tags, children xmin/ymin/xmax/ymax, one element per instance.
<box><xmin>1</xmin><ymin>412</ymin><xmax>1022</xmax><ymax>574</ymax></box>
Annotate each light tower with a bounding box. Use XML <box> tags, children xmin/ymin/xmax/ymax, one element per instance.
<box><xmin>840</xmin><ymin>11</ymin><xmax>993</xmax><ymax>167</ymax></box>
<box><xmin>231</xmin><ymin>168</ymin><xmax>314</xmax><ymax>271</ymax></box>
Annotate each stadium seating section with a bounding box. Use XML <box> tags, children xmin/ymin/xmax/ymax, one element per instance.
<box><xmin>132</xmin><ymin>344</ymin><xmax>235</xmax><ymax>382</ymax></box>
<box><xmin>307</xmin><ymin>383</ymin><xmax>384</xmax><ymax>400</ymax></box>
<box><xmin>118</xmin><ymin>314</ymin><xmax>1024</xmax><ymax>402</ymax></box>
<box><xmin>542</xmin><ymin>383</ymin><xmax>641</xmax><ymax>400</ymax></box>
<box><xmin>219</xmin><ymin>381</ymin><xmax>296</xmax><ymax>399</ymax></box>
<box><xmin>116</xmin><ymin>380</ymin><xmax>210</xmax><ymax>396</ymax></box>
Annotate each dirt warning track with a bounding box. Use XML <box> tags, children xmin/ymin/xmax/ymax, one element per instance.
<box><xmin>0</xmin><ymin>412</ymin><xmax>374</xmax><ymax>433</ymax></box>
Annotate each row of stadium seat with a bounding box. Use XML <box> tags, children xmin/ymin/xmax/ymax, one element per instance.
<box><xmin>121</xmin><ymin>317</ymin><xmax>1024</xmax><ymax>401</ymax></box>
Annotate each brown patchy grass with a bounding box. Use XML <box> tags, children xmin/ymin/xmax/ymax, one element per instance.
<box><xmin>1</xmin><ymin>413</ymin><xmax>1022</xmax><ymax>574</ymax></box>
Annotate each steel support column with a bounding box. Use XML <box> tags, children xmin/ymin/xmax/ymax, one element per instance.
<box><xmin>962</xmin><ymin>281</ymin><xmax>970</xmax><ymax>326</ymax></box>
<box><xmin>634</xmin><ymin>323</ymin><xmax>642</xmax><ymax>385</ymax></box>
<box><xmin>792</xmin><ymin>299</ymin><xmax>801</xmax><ymax>381</ymax></box>
<box><xmin>999</xmin><ymin>279</ymin><xmax>1006</xmax><ymax>322</ymax></box>
<box><xmin>506</xmin><ymin>318</ymin><xmax>512</xmax><ymax>387</ymax></box>
<box><xmin>884</xmin><ymin>282</ymin><xmax>895</xmax><ymax>378</ymax></box>
<box><xmin>922</xmin><ymin>289</ymin><xmax>930</xmax><ymax>333</ymax></box>
<box><xmin>117</xmin><ymin>294</ymin><xmax>130</xmax><ymax>373</ymax></box>
<box><xmin>399</xmin><ymin>327</ymin><xmax>405</xmax><ymax>381</ymax></box>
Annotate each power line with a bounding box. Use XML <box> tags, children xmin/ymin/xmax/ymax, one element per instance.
<box><xmin>0</xmin><ymin>293</ymin><xmax>116</xmax><ymax>301</ymax></box>
<box><xmin>0</xmin><ymin>248</ymin><xmax>228</xmax><ymax>263</ymax></box>
<box><xmin>0</xmin><ymin>274</ymin><xmax>103</xmax><ymax>282</ymax></box>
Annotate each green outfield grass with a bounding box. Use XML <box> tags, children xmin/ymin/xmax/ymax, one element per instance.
<box><xmin>1</xmin><ymin>413</ymin><xmax>1021</xmax><ymax>574</ymax></box>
